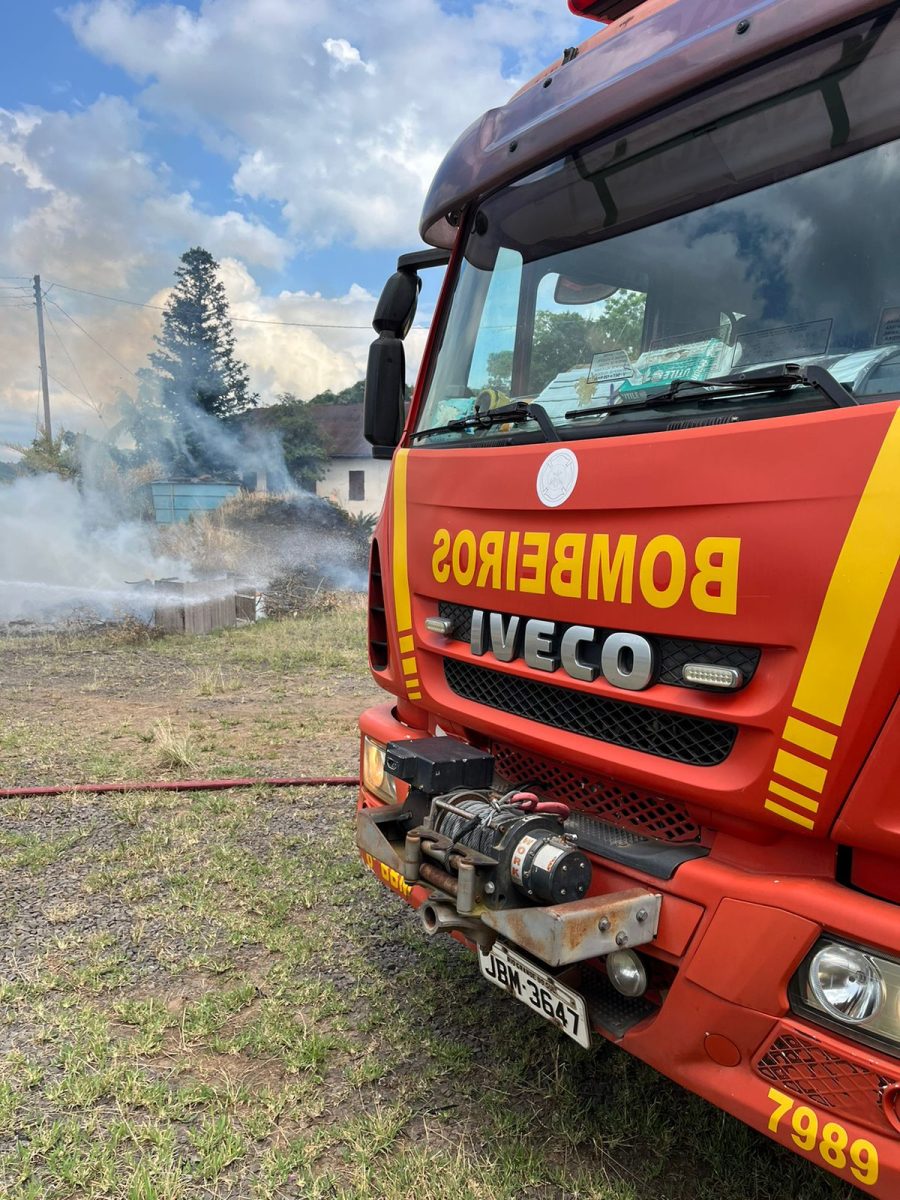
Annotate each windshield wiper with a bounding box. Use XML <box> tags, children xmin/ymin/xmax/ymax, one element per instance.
<box><xmin>412</xmin><ymin>400</ymin><xmax>559</xmax><ymax>443</ymax></box>
<box><xmin>565</xmin><ymin>362</ymin><xmax>857</xmax><ymax>421</ymax></box>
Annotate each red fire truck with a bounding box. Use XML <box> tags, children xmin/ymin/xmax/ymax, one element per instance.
<box><xmin>356</xmin><ymin>1</ymin><xmax>900</xmax><ymax>1192</ymax></box>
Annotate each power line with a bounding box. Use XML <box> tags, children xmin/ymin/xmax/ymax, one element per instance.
<box><xmin>48</xmin><ymin>279</ymin><xmax>411</xmax><ymax>331</ymax></box>
<box><xmin>47</xmin><ymin>371</ymin><xmax>93</xmax><ymax>410</ymax></box>
<box><xmin>52</xmin><ymin>282</ymin><xmax>165</xmax><ymax>311</ymax></box>
<box><xmin>45</xmin><ymin>296</ymin><xmax>140</xmax><ymax>381</ymax></box>
<box><xmin>44</xmin><ymin>305</ymin><xmax>103</xmax><ymax>417</ymax></box>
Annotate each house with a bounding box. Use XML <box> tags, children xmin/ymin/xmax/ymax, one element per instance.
<box><xmin>313</xmin><ymin>403</ymin><xmax>388</xmax><ymax>516</ymax></box>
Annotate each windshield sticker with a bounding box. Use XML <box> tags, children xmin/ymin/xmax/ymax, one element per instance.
<box><xmin>617</xmin><ymin>339</ymin><xmax>732</xmax><ymax>396</ymax></box>
<box><xmin>587</xmin><ymin>349</ymin><xmax>634</xmax><ymax>384</ymax></box>
<box><xmin>536</xmin><ymin>367</ymin><xmax>612</xmax><ymax>410</ymax></box>
<box><xmin>738</xmin><ymin>318</ymin><xmax>832</xmax><ymax>366</ymax></box>
<box><xmin>876</xmin><ymin>306</ymin><xmax>900</xmax><ymax>345</ymax></box>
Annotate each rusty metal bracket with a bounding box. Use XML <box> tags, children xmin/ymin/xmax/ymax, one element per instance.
<box><xmin>356</xmin><ymin>806</ymin><xmax>409</xmax><ymax>873</ymax></box>
<box><xmin>480</xmin><ymin>888</ymin><xmax>661</xmax><ymax>967</ymax></box>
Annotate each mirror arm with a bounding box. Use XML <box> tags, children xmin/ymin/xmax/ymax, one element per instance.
<box><xmin>397</xmin><ymin>248</ymin><xmax>451</xmax><ymax>274</ymax></box>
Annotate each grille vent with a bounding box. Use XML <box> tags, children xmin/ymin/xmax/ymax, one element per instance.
<box><xmin>368</xmin><ymin>539</ymin><xmax>388</xmax><ymax>671</ymax></box>
<box><xmin>756</xmin><ymin>1032</ymin><xmax>893</xmax><ymax>1132</ymax></box>
<box><xmin>445</xmin><ymin>658</ymin><xmax>736</xmax><ymax>767</ymax></box>
<box><xmin>493</xmin><ymin>742</ymin><xmax>700</xmax><ymax>842</ymax></box>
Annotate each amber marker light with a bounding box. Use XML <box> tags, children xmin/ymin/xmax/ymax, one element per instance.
<box><xmin>362</xmin><ymin>737</ymin><xmax>398</xmax><ymax>803</ymax></box>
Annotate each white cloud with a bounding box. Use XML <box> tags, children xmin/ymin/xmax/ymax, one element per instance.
<box><xmin>0</xmin><ymin>0</ymin><xmax>584</xmax><ymax>442</ymax></box>
<box><xmin>323</xmin><ymin>37</ymin><xmax>374</xmax><ymax>74</ymax></box>
<box><xmin>66</xmin><ymin>0</ymin><xmax>583</xmax><ymax>248</ymax></box>
<box><xmin>0</xmin><ymin>94</ymin><xmax>309</xmax><ymax>439</ymax></box>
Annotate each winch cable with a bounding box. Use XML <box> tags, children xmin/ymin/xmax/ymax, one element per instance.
<box><xmin>0</xmin><ymin>775</ymin><xmax>359</xmax><ymax>800</ymax></box>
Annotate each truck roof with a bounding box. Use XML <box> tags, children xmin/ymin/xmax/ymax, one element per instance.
<box><xmin>419</xmin><ymin>0</ymin><xmax>885</xmax><ymax>247</ymax></box>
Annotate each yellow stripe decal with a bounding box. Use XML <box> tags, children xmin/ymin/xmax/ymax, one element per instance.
<box><xmin>408</xmin><ymin>691</ymin><xmax>422</xmax><ymax>701</ymax></box>
<box><xmin>763</xmin><ymin>411</ymin><xmax>900</xmax><ymax>831</ymax></box>
<box><xmin>399</xmin><ymin>634</ymin><xmax>415</xmax><ymax>654</ymax></box>
<box><xmin>792</xmin><ymin>409</ymin><xmax>900</xmax><ymax>726</ymax></box>
<box><xmin>773</xmin><ymin>749</ymin><xmax>827</xmax><ymax>794</ymax></box>
<box><xmin>782</xmin><ymin>716</ymin><xmax>837</xmax><ymax>760</ymax></box>
<box><xmin>769</xmin><ymin>780</ymin><xmax>820</xmax><ymax>813</ymax></box>
<box><xmin>391</xmin><ymin>449</ymin><xmax>412</xmax><ymax>635</ymax></box>
<box><xmin>402</xmin><ymin>656</ymin><xmax>418</xmax><ymax>676</ymax></box>
<box><xmin>764</xmin><ymin>800</ymin><xmax>816</xmax><ymax>831</ymax></box>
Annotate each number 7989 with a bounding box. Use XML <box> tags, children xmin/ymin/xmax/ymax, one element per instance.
<box><xmin>767</xmin><ymin>1087</ymin><xmax>879</xmax><ymax>1186</ymax></box>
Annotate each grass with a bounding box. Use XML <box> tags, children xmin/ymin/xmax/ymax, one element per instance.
<box><xmin>0</xmin><ymin>608</ymin><xmax>858</xmax><ymax>1199</ymax></box>
<box><xmin>152</xmin><ymin>718</ymin><xmax>198</xmax><ymax>773</ymax></box>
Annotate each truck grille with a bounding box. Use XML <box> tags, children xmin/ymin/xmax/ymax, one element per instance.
<box><xmin>492</xmin><ymin>742</ymin><xmax>700</xmax><ymax>842</ymax></box>
<box><xmin>437</xmin><ymin>602</ymin><xmax>760</xmax><ymax>688</ymax></box>
<box><xmin>444</xmin><ymin>658</ymin><xmax>736</xmax><ymax>767</ymax></box>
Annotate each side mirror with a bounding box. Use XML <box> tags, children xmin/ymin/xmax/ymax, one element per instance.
<box><xmin>364</xmin><ymin>248</ymin><xmax>451</xmax><ymax>455</ymax></box>
<box><xmin>373</xmin><ymin>270</ymin><xmax>421</xmax><ymax>339</ymax></box>
<box><xmin>364</xmin><ymin>335</ymin><xmax>406</xmax><ymax>451</ymax></box>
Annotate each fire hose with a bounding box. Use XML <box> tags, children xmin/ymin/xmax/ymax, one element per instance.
<box><xmin>0</xmin><ymin>774</ymin><xmax>359</xmax><ymax>799</ymax></box>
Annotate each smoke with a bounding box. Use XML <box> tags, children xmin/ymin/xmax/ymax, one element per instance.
<box><xmin>0</xmin><ymin>473</ymin><xmax>189</xmax><ymax>623</ymax></box>
<box><xmin>0</xmin><ymin>389</ymin><xmax>367</xmax><ymax>626</ymax></box>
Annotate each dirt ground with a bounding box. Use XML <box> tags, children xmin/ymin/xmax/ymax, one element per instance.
<box><xmin>0</xmin><ymin>606</ymin><xmax>857</xmax><ymax>1199</ymax></box>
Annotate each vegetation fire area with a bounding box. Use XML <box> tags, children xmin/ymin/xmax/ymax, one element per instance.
<box><xmin>0</xmin><ymin>606</ymin><xmax>855</xmax><ymax>1200</ymax></box>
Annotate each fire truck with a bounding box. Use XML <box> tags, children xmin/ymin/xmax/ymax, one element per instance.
<box><xmin>356</xmin><ymin>0</ymin><xmax>900</xmax><ymax>1191</ymax></box>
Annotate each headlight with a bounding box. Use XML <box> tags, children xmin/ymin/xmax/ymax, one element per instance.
<box><xmin>808</xmin><ymin>944</ymin><xmax>885</xmax><ymax>1023</ymax></box>
<box><xmin>792</xmin><ymin>938</ymin><xmax>900</xmax><ymax>1055</ymax></box>
<box><xmin>362</xmin><ymin>737</ymin><xmax>398</xmax><ymax>804</ymax></box>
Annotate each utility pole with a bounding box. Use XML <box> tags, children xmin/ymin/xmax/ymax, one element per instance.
<box><xmin>33</xmin><ymin>274</ymin><xmax>52</xmax><ymax>443</ymax></box>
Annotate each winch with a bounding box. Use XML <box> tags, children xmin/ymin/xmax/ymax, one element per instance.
<box><xmin>432</xmin><ymin>795</ymin><xmax>592</xmax><ymax>905</ymax></box>
<box><xmin>384</xmin><ymin>736</ymin><xmax>591</xmax><ymax>912</ymax></box>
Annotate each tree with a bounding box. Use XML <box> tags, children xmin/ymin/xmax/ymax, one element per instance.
<box><xmin>486</xmin><ymin>290</ymin><xmax>646</xmax><ymax>395</ymax></box>
<box><xmin>6</xmin><ymin>431</ymin><xmax>79</xmax><ymax>480</ymax></box>
<box><xmin>149</xmin><ymin>247</ymin><xmax>258</xmax><ymax>423</ymax></box>
<box><xmin>232</xmin><ymin>393</ymin><xmax>329</xmax><ymax>492</ymax></box>
<box><xmin>306</xmin><ymin>379</ymin><xmax>365</xmax><ymax>406</ymax></box>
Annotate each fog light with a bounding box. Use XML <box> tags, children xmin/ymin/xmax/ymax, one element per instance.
<box><xmin>809</xmin><ymin>944</ymin><xmax>885</xmax><ymax>1023</ymax></box>
<box><xmin>362</xmin><ymin>737</ymin><xmax>397</xmax><ymax>804</ymax></box>
<box><xmin>682</xmin><ymin>663</ymin><xmax>743</xmax><ymax>689</ymax></box>
<box><xmin>424</xmin><ymin>616</ymin><xmax>453</xmax><ymax>635</ymax></box>
<box><xmin>607</xmin><ymin>949</ymin><xmax>647</xmax><ymax>997</ymax></box>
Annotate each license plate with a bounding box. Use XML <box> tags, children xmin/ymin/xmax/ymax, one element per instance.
<box><xmin>478</xmin><ymin>940</ymin><xmax>591</xmax><ymax>1049</ymax></box>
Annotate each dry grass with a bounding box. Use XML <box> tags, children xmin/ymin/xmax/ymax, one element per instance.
<box><xmin>154</xmin><ymin>515</ymin><xmax>246</xmax><ymax>574</ymax></box>
<box><xmin>191</xmin><ymin>665</ymin><xmax>232</xmax><ymax>696</ymax></box>
<box><xmin>152</xmin><ymin>716</ymin><xmax>198</xmax><ymax>772</ymax></box>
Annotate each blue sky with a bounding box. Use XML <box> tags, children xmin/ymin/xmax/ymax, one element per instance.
<box><xmin>0</xmin><ymin>0</ymin><xmax>586</xmax><ymax>445</ymax></box>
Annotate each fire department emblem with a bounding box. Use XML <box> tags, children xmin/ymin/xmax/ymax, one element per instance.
<box><xmin>536</xmin><ymin>448</ymin><xmax>578</xmax><ymax>508</ymax></box>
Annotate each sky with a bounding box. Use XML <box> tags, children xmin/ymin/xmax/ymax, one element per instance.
<box><xmin>0</xmin><ymin>0</ymin><xmax>586</xmax><ymax>451</ymax></box>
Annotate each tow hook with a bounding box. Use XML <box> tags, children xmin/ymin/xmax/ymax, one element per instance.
<box><xmin>418</xmin><ymin>899</ymin><xmax>495</xmax><ymax>950</ymax></box>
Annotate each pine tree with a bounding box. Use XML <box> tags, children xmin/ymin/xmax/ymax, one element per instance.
<box><xmin>150</xmin><ymin>247</ymin><xmax>258</xmax><ymax>421</ymax></box>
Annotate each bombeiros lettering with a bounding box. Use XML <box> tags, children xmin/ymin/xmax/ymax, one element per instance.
<box><xmin>471</xmin><ymin>610</ymin><xmax>657</xmax><ymax>691</ymax></box>
<box><xmin>432</xmin><ymin>527</ymin><xmax>740</xmax><ymax>614</ymax></box>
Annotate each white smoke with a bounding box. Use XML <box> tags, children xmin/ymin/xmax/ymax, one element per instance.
<box><xmin>0</xmin><ymin>473</ymin><xmax>189</xmax><ymax>623</ymax></box>
<box><xmin>0</xmin><ymin>403</ymin><xmax>368</xmax><ymax>625</ymax></box>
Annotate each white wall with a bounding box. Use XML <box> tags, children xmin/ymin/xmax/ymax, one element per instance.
<box><xmin>316</xmin><ymin>455</ymin><xmax>391</xmax><ymax>516</ymax></box>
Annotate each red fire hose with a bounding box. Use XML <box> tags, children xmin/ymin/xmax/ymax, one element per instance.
<box><xmin>0</xmin><ymin>775</ymin><xmax>359</xmax><ymax>800</ymax></box>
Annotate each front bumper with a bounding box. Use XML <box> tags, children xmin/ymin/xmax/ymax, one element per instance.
<box><xmin>357</xmin><ymin>702</ymin><xmax>900</xmax><ymax>1196</ymax></box>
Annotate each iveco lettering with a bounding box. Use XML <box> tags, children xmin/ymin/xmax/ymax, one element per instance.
<box><xmin>357</xmin><ymin>1</ymin><xmax>900</xmax><ymax>1194</ymax></box>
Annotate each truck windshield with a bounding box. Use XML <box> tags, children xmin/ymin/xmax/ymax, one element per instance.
<box><xmin>416</xmin><ymin>9</ymin><xmax>900</xmax><ymax>445</ymax></box>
